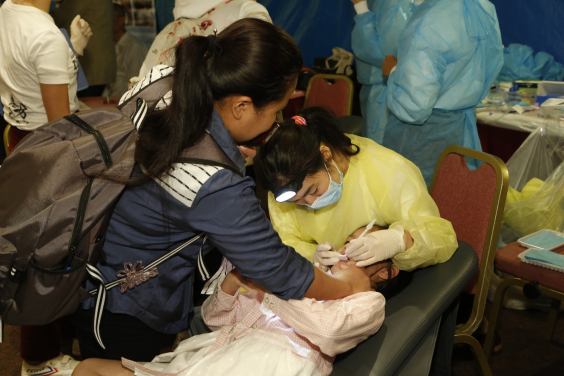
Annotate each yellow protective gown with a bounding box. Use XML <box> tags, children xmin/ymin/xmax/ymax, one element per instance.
<box><xmin>268</xmin><ymin>135</ymin><xmax>458</xmax><ymax>271</ymax></box>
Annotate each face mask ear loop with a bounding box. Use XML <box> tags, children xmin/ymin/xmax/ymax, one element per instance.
<box><xmin>323</xmin><ymin>163</ymin><xmax>332</xmax><ymax>182</ymax></box>
<box><xmin>330</xmin><ymin>160</ymin><xmax>343</xmax><ymax>184</ymax></box>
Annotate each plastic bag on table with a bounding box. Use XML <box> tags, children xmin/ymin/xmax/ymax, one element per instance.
<box><xmin>503</xmin><ymin>161</ymin><xmax>564</xmax><ymax>238</ymax></box>
<box><xmin>505</xmin><ymin>112</ymin><xmax>564</xmax><ymax>191</ymax></box>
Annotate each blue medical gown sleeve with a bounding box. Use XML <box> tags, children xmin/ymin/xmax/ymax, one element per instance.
<box><xmin>386</xmin><ymin>27</ymin><xmax>447</xmax><ymax>125</ymax></box>
<box><xmin>187</xmin><ymin>170</ymin><xmax>314</xmax><ymax>300</ymax></box>
<box><xmin>351</xmin><ymin>11</ymin><xmax>386</xmax><ymax>70</ymax></box>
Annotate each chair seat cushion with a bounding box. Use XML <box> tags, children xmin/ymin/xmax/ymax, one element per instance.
<box><xmin>495</xmin><ymin>242</ymin><xmax>564</xmax><ymax>292</ymax></box>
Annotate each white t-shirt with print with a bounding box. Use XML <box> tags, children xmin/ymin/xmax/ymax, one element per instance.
<box><xmin>0</xmin><ymin>0</ymin><xmax>79</xmax><ymax>131</ymax></box>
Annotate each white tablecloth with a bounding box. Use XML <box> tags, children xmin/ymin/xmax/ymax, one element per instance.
<box><xmin>476</xmin><ymin>107</ymin><xmax>564</xmax><ymax>133</ymax></box>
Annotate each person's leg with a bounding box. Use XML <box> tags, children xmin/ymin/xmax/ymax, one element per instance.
<box><xmin>71</xmin><ymin>308</ymin><xmax>106</xmax><ymax>360</ymax></box>
<box><xmin>20</xmin><ymin>324</ymin><xmax>61</xmax><ymax>364</ymax></box>
<box><xmin>72</xmin><ymin>308</ymin><xmax>166</xmax><ymax>361</ymax></box>
<box><xmin>20</xmin><ymin>319</ymin><xmax>81</xmax><ymax>376</ymax></box>
<box><xmin>72</xmin><ymin>359</ymin><xmax>133</xmax><ymax>376</ymax></box>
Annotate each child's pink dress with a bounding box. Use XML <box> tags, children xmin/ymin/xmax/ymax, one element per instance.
<box><xmin>122</xmin><ymin>287</ymin><xmax>385</xmax><ymax>376</ymax></box>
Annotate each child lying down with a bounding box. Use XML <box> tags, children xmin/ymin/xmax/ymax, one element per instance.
<box><xmin>73</xmin><ymin>259</ymin><xmax>400</xmax><ymax>376</ymax></box>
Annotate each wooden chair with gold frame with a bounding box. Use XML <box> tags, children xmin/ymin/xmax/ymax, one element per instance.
<box><xmin>429</xmin><ymin>146</ymin><xmax>509</xmax><ymax>376</ymax></box>
<box><xmin>484</xmin><ymin>241</ymin><xmax>564</xmax><ymax>360</ymax></box>
<box><xmin>3</xmin><ymin>124</ymin><xmax>10</xmax><ymax>157</ymax></box>
<box><xmin>304</xmin><ymin>74</ymin><xmax>354</xmax><ymax>117</ymax></box>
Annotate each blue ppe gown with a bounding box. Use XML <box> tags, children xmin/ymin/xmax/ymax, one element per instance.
<box><xmin>351</xmin><ymin>0</ymin><xmax>417</xmax><ymax>143</ymax></box>
<box><xmin>383</xmin><ymin>0</ymin><xmax>503</xmax><ymax>186</ymax></box>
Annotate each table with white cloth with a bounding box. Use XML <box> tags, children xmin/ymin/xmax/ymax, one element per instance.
<box><xmin>476</xmin><ymin>107</ymin><xmax>564</xmax><ymax>162</ymax></box>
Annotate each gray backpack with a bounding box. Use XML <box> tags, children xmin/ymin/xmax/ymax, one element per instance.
<box><xmin>0</xmin><ymin>74</ymin><xmax>240</xmax><ymax>347</ymax></box>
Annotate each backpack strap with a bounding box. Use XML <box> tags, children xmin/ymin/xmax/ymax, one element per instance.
<box><xmin>118</xmin><ymin>73</ymin><xmax>174</xmax><ymax>118</ymax></box>
<box><xmin>178</xmin><ymin>132</ymin><xmax>243</xmax><ymax>177</ymax></box>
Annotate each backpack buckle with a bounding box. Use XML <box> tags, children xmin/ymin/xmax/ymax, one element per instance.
<box><xmin>8</xmin><ymin>264</ymin><xmax>25</xmax><ymax>283</ymax></box>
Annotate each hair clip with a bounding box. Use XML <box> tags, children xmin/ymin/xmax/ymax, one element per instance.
<box><xmin>205</xmin><ymin>29</ymin><xmax>222</xmax><ymax>57</ymax></box>
<box><xmin>291</xmin><ymin>116</ymin><xmax>307</xmax><ymax>125</ymax></box>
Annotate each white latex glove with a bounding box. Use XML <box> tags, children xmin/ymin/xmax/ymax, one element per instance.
<box><xmin>70</xmin><ymin>15</ymin><xmax>93</xmax><ymax>56</ymax></box>
<box><xmin>345</xmin><ymin>226</ymin><xmax>406</xmax><ymax>267</ymax></box>
<box><xmin>313</xmin><ymin>242</ymin><xmax>342</xmax><ymax>269</ymax></box>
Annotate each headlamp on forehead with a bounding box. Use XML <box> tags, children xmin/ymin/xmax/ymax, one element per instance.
<box><xmin>274</xmin><ymin>170</ymin><xmax>308</xmax><ymax>202</ymax></box>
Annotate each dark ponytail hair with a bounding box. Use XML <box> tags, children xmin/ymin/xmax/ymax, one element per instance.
<box><xmin>255</xmin><ymin>107</ymin><xmax>360</xmax><ymax>193</ymax></box>
<box><xmin>136</xmin><ymin>18</ymin><xmax>303</xmax><ymax>179</ymax></box>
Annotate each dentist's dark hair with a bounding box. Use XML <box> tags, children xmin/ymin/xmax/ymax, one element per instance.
<box><xmin>135</xmin><ymin>18</ymin><xmax>302</xmax><ymax>180</ymax></box>
<box><xmin>256</xmin><ymin>107</ymin><xmax>360</xmax><ymax>193</ymax></box>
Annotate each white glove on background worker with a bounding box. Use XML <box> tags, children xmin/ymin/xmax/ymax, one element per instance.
<box><xmin>70</xmin><ymin>15</ymin><xmax>93</xmax><ymax>56</ymax></box>
<box><xmin>313</xmin><ymin>242</ymin><xmax>342</xmax><ymax>272</ymax></box>
<box><xmin>345</xmin><ymin>226</ymin><xmax>406</xmax><ymax>267</ymax></box>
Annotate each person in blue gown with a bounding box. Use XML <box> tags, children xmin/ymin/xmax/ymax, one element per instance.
<box><xmin>351</xmin><ymin>0</ymin><xmax>420</xmax><ymax>143</ymax></box>
<box><xmin>381</xmin><ymin>0</ymin><xmax>503</xmax><ymax>186</ymax></box>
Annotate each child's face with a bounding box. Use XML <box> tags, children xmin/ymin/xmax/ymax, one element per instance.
<box><xmin>336</xmin><ymin>225</ymin><xmax>384</xmax><ymax>254</ymax></box>
<box><xmin>331</xmin><ymin>260</ymin><xmax>392</xmax><ymax>288</ymax></box>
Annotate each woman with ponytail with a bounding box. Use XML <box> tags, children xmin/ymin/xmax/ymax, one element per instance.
<box><xmin>255</xmin><ymin>106</ymin><xmax>458</xmax><ymax>275</ymax></box>
<box><xmin>72</xmin><ymin>19</ymin><xmax>373</xmax><ymax>362</ymax></box>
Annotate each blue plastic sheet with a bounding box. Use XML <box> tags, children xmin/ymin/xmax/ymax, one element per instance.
<box><xmin>497</xmin><ymin>44</ymin><xmax>564</xmax><ymax>82</ymax></box>
<box><xmin>258</xmin><ymin>0</ymin><xmax>357</xmax><ymax>67</ymax></box>
<box><xmin>155</xmin><ymin>0</ymin><xmax>175</xmax><ymax>33</ymax></box>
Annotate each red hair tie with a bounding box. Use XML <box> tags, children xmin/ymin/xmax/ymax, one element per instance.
<box><xmin>291</xmin><ymin>116</ymin><xmax>307</xmax><ymax>126</ymax></box>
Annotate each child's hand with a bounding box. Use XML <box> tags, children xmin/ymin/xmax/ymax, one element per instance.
<box><xmin>221</xmin><ymin>270</ymin><xmax>248</xmax><ymax>296</ymax></box>
<box><xmin>221</xmin><ymin>270</ymin><xmax>266</xmax><ymax>295</ymax></box>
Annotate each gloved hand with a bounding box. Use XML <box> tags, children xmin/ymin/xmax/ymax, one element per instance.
<box><xmin>70</xmin><ymin>15</ymin><xmax>93</xmax><ymax>56</ymax></box>
<box><xmin>382</xmin><ymin>54</ymin><xmax>397</xmax><ymax>77</ymax></box>
<box><xmin>313</xmin><ymin>242</ymin><xmax>342</xmax><ymax>270</ymax></box>
<box><xmin>345</xmin><ymin>226</ymin><xmax>406</xmax><ymax>267</ymax></box>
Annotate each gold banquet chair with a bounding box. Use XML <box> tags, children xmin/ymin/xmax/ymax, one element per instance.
<box><xmin>429</xmin><ymin>146</ymin><xmax>509</xmax><ymax>376</ymax></box>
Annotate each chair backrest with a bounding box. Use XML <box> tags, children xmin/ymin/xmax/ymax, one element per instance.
<box><xmin>429</xmin><ymin>146</ymin><xmax>508</xmax><ymax>333</ymax></box>
<box><xmin>304</xmin><ymin>74</ymin><xmax>353</xmax><ymax>117</ymax></box>
<box><xmin>3</xmin><ymin>124</ymin><xmax>9</xmax><ymax>156</ymax></box>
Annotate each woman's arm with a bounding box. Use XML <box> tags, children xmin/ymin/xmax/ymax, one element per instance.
<box><xmin>379</xmin><ymin>159</ymin><xmax>458</xmax><ymax>271</ymax></box>
<box><xmin>305</xmin><ymin>265</ymin><xmax>371</xmax><ymax>299</ymax></box>
<box><xmin>201</xmin><ymin>271</ymin><xmax>262</xmax><ymax>331</ymax></box>
<box><xmin>386</xmin><ymin>27</ymin><xmax>447</xmax><ymax>124</ymax></box>
<box><xmin>267</xmin><ymin>193</ymin><xmax>318</xmax><ymax>262</ymax></box>
<box><xmin>351</xmin><ymin>1</ymin><xmax>386</xmax><ymax>68</ymax></box>
<box><xmin>32</xmin><ymin>29</ymin><xmax>74</xmax><ymax>122</ymax></box>
<box><xmin>39</xmin><ymin>84</ymin><xmax>71</xmax><ymax>122</ymax></box>
<box><xmin>188</xmin><ymin>171</ymin><xmax>372</xmax><ymax>302</ymax></box>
